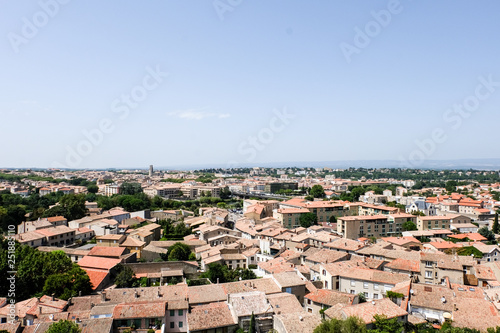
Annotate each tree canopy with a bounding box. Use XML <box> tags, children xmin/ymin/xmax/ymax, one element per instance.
<box><xmin>46</xmin><ymin>320</ymin><xmax>81</xmax><ymax>333</ymax></box>
<box><xmin>402</xmin><ymin>221</ymin><xmax>417</xmax><ymax>231</ymax></box>
<box><xmin>168</xmin><ymin>242</ymin><xmax>192</xmax><ymax>261</ymax></box>
<box><xmin>119</xmin><ymin>182</ymin><xmax>143</xmax><ymax>195</ymax></box>
<box><xmin>299</xmin><ymin>212</ymin><xmax>318</xmax><ymax>228</ymax></box>
<box><xmin>310</xmin><ymin>185</ymin><xmax>326</xmax><ymax>198</ymax></box>
<box><xmin>313</xmin><ymin>316</ymin><xmax>366</xmax><ymax>333</ymax></box>
<box><xmin>114</xmin><ymin>264</ymin><xmax>137</xmax><ymax>288</ymax></box>
<box><xmin>493</xmin><ymin>213</ymin><xmax>499</xmax><ymax>234</ymax></box>
<box><xmin>0</xmin><ymin>241</ymin><xmax>91</xmax><ymax>300</ymax></box>
<box><xmin>478</xmin><ymin>226</ymin><xmax>495</xmax><ymax>242</ymax></box>
<box><xmin>200</xmin><ymin>263</ymin><xmax>257</xmax><ymax>283</ymax></box>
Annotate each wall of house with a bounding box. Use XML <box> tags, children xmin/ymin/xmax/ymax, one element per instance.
<box><xmin>166</xmin><ymin>309</ymin><xmax>187</xmax><ymax>333</ymax></box>
<box><xmin>338</xmin><ymin>277</ymin><xmax>393</xmax><ymax>301</ymax></box>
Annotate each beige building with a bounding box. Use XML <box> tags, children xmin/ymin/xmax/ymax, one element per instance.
<box><xmin>337</xmin><ymin>215</ymin><xmax>398</xmax><ymax>239</ymax></box>
<box><xmin>274</xmin><ymin>208</ymin><xmax>310</xmax><ymax>229</ymax></box>
<box><xmin>96</xmin><ymin>234</ymin><xmax>126</xmax><ymax>247</ymax></box>
<box><xmin>144</xmin><ymin>184</ymin><xmax>182</xmax><ymax>198</ymax></box>
<box><xmin>337</xmin><ymin>267</ymin><xmax>410</xmax><ymax>301</ymax></box>
<box><xmin>35</xmin><ymin>226</ymin><xmax>76</xmax><ymax>247</ymax></box>
<box><xmin>417</xmin><ymin>216</ymin><xmax>453</xmax><ymax>231</ymax></box>
<box><xmin>418</xmin><ymin>252</ymin><xmax>474</xmax><ymax>285</ymax></box>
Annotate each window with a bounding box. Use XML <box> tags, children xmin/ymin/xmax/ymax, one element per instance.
<box><xmin>350</xmin><ymin>290</ymin><xmax>356</xmax><ymax>294</ymax></box>
<box><xmin>325</xmin><ymin>281</ymin><xmax>328</xmax><ymax>289</ymax></box>
<box><xmin>285</xmin><ymin>287</ymin><xmax>292</xmax><ymax>294</ymax></box>
<box><xmin>307</xmin><ymin>299</ymin><xmax>311</xmax><ymax>305</ymax></box>
<box><xmin>323</xmin><ymin>270</ymin><xmax>326</xmax><ymax>276</ymax></box>
<box><xmin>373</xmin><ymin>294</ymin><xmax>379</xmax><ymax>299</ymax></box>
<box><xmin>425</xmin><ymin>271</ymin><xmax>432</xmax><ymax>278</ymax></box>
<box><xmin>363</xmin><ymin>282</ymin><xmax>368</xmax><ymax>289</ymax></box>
<box><xmin>350</xmin><ymin>280</ymin><xmax>356</xmax><ymax>287</ymax></box>
<box><xmin>170</xmin><ymin>310</ymin><xmax>175</xmax><ymax>316</ymax></box>
<box><xmin>179</xmin><ymin>321</ymin><xmax>183</xmax><ymax>328</ymax></box>
<box><xmin>425</xmin><ymin>261</ymin><xmax>433</xmax><ymax>268</ymax></box>
<box><xmin>363</xmin><ymin>292</ymin><xmax>368</xmax><ymax>298</ymax></box>
<box><xmin>170</xmin><ymin>322</ymin><xmax>174</xmax><ymax>329</ymax></box>
<box><xmin>374</xmin><ymin>283</ymin><xmax>379</xmax><ymax>290</ymax></box>
<box><xmin>178</xmin><ymin>310</ymin><xmax>183</xmax><ymax>316</ymax></box>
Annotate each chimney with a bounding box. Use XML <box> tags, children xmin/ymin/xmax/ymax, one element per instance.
<box><xmin>39</xmin><ymin>306</ymin><xmax>42</xmax><ymax>314</ymax></box>
<box><xmin>51</xmin><ymin>293</ymin><xmax>55</xmax><ymax>301</ymax></box>
<box><xmin>134</xmin><ymin>291</ymin><xmax>138</xmax><ymax>298</ymax></box>
<box><xmin>101</xmin><ymin>291</ymin><xmax>107</xmax><ymax>302</ymax></box>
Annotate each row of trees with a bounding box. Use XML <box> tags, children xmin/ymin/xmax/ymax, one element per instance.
<box><xmin>200</xmin><ymin>263</ymin><xmax>257</xmax><ymax>283</ymax></box>
<box><xmin>0</xmin><ymin>192</ymin><xmax>88</xmax><ymax>233</ymax></box>
<box><xmin>95</xmin><ymin>191</ymin><xmax>239</xmax><ymax>216</ymax></box>
<box><xmin>314</xmin><ymin>315</ymin><xmax>490</xmax><ymax>333</ymax></box>
<box><xmin>0</xmin><ymin>240</ymin><xmax>91</xmax><ymax>300</ymax></box>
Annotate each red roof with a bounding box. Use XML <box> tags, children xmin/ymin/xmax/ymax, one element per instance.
<box><xmin>82</xmin><ymin>268</ymin><xmax>109</xmax><ymax>290</ymax></box>
<box><xmin>78</xmin><ymin>256</ymin><xmax>121</xmax><ymax>271</ymax></box>
<box><xmin>448</xmin><ymin>233</ymin><xmax>487</xmax><ymax>241</ymax></box>
<box><xmin>88</xmin><ymin>246</ymin><xmax>126</xmax><ymax>258</ymax></box>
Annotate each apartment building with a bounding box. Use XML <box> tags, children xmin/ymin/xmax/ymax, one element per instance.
<box><xmin>416</xmin><ymin>216</ymin><xmax>454</xmax><ymax>231</ymax></box>
<box><xmin>144</xmin><ymin>184</ymin><xmax>182</xmax><ymax>198</ymax></box>
<box><xmin>337</xmin><ymin>215</ymin><xmax>402</xmax><ymax>239</ymax></box>
<box><xmin>274</xmin><ymin>208</ymin><xmax>310</xmax><ymax>229</ymax></box>
<box><xmin>418</xmin><ymin>252</ymin><xmax>474</xmax><ymax>285</ymax></box>
<box><xmin>104</xmin><ymin>184</ymin><xmax>120</xmax><ymax>196</ymax></box>
<box><xmin>264</xmin><ymin>182</ymin><xmax>298</xmax><ymax>193</ymax></box>
<box><xmin>337</xmin><ymin>267</ymin><xmax>410</xmax><ymax>301</ymax></box>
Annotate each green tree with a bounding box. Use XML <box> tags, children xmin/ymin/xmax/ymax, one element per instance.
<box><xmin>119</xmin><ymin>182</ymin><xmax>143</xmax><ymax>195</ymax></box>
<box><xmin>493</xmin><ymin>213</ymin><xmax>499</xmax><ymax>234</ymax></box>
<box><xmin>310</xmin><ymin>185</ymin><xmax>325</xmax><ymax>198</ymax></box>
<box><xmin>478</xmin><ymin>226</ymin><xmax>495</xmax><ymax>242</ymax></box>
<box><xmin>46</xmin><ymin>320</ymin><xmax>81</xmax><ymax>333</ymax></box>
<box><xmin>445</xmin><ymin>180</ymin><xmax>458</xmax><ymax>193</ymax></box>
<box><xmin>43</xmin><ymin>264</ymin><xmax>92</xmax><ymax>300</ymax></box>
<box><xmin>168</xmin><ymin>242</ymin><xmax>192</xmax><ymax>261</ymax></box>
<box><xmin>402</xmin><ymin>220</ymin><xmax>418</xmax><ymax>231</ymax></box>
<box><xmin>114</xmin><ymin>265</ymin><xmax>136</xmax><ymax>288</ymax></box>
<box><xmin>220</xmin><ymin>187</ymin><xmax>232</xmax><ymax>200</ymax></box>
<box><xmin>299</xmin><ymin>212</ymin><xmax>318</xmax><ymax>228</ymax></box>
<box><xmin>0</xmin><ymin>204</ymin><xmax>27</xmax><ymax>231</ymax></box>
<box><xmin>314</xmin><ymin>316</ymin><xmax>366</xmax><ymax>333</ymax></box>
<box><xmin>45</xmin><ymin>194</ymin><xmax>87</xmax><ymax>221</ymax></box>
<box><xmin>86</xmin><ymin>184</ymin><xmax>99</xmax><ymax>194</ymax></box>
<box><xmin>249</xmin><ymin>312</ymin><xmax>256</xmax><ymax>333</ymax></box>
<box><xmin>358</xmin><ymin>292</ymin><xmax>366</xmax><ymax>303</ymax></box>
<box><xmin>369</xmin><ymin>314</ymin><xmax>403</xmax><ymax>333</ymax></box>
<box><xmin>329</xmin><ymin>215</ymin><xmax>337</xmax><ymax>223</ymax></box>
<box><xmin>201</xmin><ymin>263</ymin><xmax>229</xmax><ymax>283</ymax></box>
<box><xmin>15</xmin><ymin>249</ymin><xmax>77</xmax><ymax>300</ymax></box>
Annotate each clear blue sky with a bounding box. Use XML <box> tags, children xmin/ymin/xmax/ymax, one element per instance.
<box><xmin>1</xmin><ymin>1</ymin><xmax>500</xmax><ymax>169</ymax></box>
